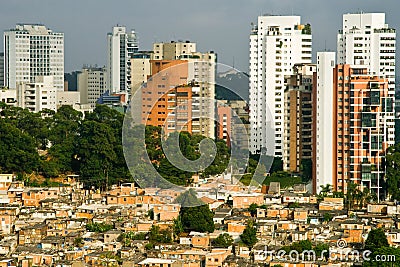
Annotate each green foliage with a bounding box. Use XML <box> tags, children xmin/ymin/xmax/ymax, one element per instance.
<box><xmin>0</xmin><ymin>120</ymin><xmax>40</xmax><ymax>173</ymax></box>
<box><xmin>263</xmin><ymin>171</ymin><xmax>302</xmax><ymax>189</ymax></box>
<box><xmin>282</xmin><ymin>239</ymin><xmax>313</xmax><ymax>253</ymax></box>
<box><xmin>240</xmin><ymin>220</ymin><xmax>258</xmax><ymax>247</ymax></box>
<box><xmin>270</xmin><ymin>157</ymin><xmax>283</xmax><ymax>173</ymax></box>
<box><xmin>302</xmin><ymin>24</ymin><xmax>312</xmax><ymax>34</ymax></box>
<box><xmin>319</xmin><ymin>184</ymin><xmax>332</xmax><ymax>198</ymax></box>
<box><xmin>148</xmin><ymin>209</ymin><xmax>154</xmax><ymax>220</ymax></box>
<box><xmin>173</xmin><ymin>216</ymin><xmax>184</xmax><ymax>237</ymax></box>
<box><xmin>314</xmin><ymin>243</ymin><xmax>329</xmax><ymax>260</ymax></box>
<box><xmin>248</xmin><ymin>203</ymin><xmax>258</xmax><ymax>217</ymax></box>
<box><xmin>323</xmin><ymin>213</ymin><xmax>333</xmax><ymax>222</ymax></box>
<box><xmin>180</xmin><ymin>204</ymin><xmax>215</xmax><ymax>233</ymax></box>
<box><xmin>212</xmin><ymin>233</ymin><xmax>233</xmax><ymax>248</ymax></box>
<box><xmin>300</xmin><ymin>159</ymin><xmax>312</xmax><ymax>182</ymax></box>
<box><xmin>145</xmin><ymin>242</ymin><xmax>154</xmax><ymax>250</ymax></box>
<box><xmin>148</xmin><ymin>225</ymin><xmax>173</xmax><ymax>243</ymax></box>
<box><xmin>0</xmin><ymin>103</ymin><xmax>229</xmax><ymax>189</ymax></box>
<box><xmin>118</xmin><ymin>231</ymin><xmax>147</xmax><ymax>247</ymax></box>
<box><xmin>385</xmin><ymin>143</ymin><xmax>400</xmax><ymax>201</ymax></box>
<box><xmin>85</xmin><ymin>222</ymin><xmax>113</xmax><ymax>233</ymax></box>
<box><xmin>365</xmin><ymin>228</ymin><xmax>389</xmax><ymax>252</ymax></box>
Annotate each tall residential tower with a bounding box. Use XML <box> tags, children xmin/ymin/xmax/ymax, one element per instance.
<box><xmin>249</xmin><ymin>15</ymin><xmax>312</xmax><ymax>156</ymax></box>
<box><xmin>107</xmin><ymin>26</ymin><xmax>138</xmax><ymax>93</ymax></box>
<box><xmin>4</xmin><ymin>24</ymin><xmax>64</xmax><ymax>90</ymax></box>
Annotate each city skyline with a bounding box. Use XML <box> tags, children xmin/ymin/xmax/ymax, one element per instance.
<box><xmin>1</xmin><ymin>0</ymin><xmax>400</xmax><ymax>73</ymax></box>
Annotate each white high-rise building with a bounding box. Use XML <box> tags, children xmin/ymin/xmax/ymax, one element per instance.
<box><xmin>337</xmin><ymin>12</ymin><xmax>396</xmax><ymax>146</ymax></box>
<box><xmin>107</xmin><ymin>26</ymin><xmax>138</xmax><ymax>93</ymax></box>
<box><xmin>249</xmin><ymin>15</ymin><xmax>312</xmax><ymax>156</ymax></box>
<box><xmin>313</xmin><ymin>52</ymin><xmax>336</xmax><ymax>194</ymax></box>
<box><xmin>4</xmin><ymin>24</ymin><xmax>64</xmax><ymax>90</ymax></box>
<box><xmin>338</xmin><ymin>13</ymin><xmax>396</xmax><ymax>86</ymax></box>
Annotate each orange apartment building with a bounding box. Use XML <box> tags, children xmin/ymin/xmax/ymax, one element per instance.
<box><xmin>332</xmin><ymin>65</ymin><xmax>392</xmax><ymax>198</ymax></box>
<box><xmin>141</xmin><ymin>59</ymin><xmax>214</xmax><ymax>138</ymax></box>
<box><xmin>141</xmin><ymin>60</ymin><xmax>196</xmax><ymax>136</ymax></box>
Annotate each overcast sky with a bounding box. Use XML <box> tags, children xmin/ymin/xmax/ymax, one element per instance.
<box><xmin>1</xmin><ymin>0</ymin><xmax>399</xmax><ymax>73</ymax></box>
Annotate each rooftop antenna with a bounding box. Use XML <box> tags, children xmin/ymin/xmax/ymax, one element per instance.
<box><xmin>324</xmin><ymin>40</ymin><xmax>327</xmax><ymax>51</ymax></box>
<box><xmin>291</xmin><ymin>7</ymin><xmax>294</xmax><ymax>16</ymax></box>
<box><xmin>232</xmin><ymin>56</ymin><xmax>235</xmax><ymax>69</ymax></box>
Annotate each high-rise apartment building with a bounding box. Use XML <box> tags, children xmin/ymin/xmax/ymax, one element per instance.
<box><xmin>283</xmin><ymin>63</ymin><xmax>316</xmax><ymax>173</ymax></box>
<box><xmin>141</xmin><ymin>60</ymin><xmax>196</xmax><ymax>136</ymax></box>
<box><xmin>249</xmin><ymin>15</ymin><xmax>312</xmax><ymax>156</ymax></box>
<box><xmin>313</xmin><ymin>13</ymin><xmax>396</xmax><ymax>196</ymax></box>
<box><xmin>107</xmin><ymin>26</ymin><xmax>138</xmax><ymax>93</ymax></box>
<box><xmin>313</xmin><ymin>52</ymin><xmax>336</xmax><ymax>194</ymax></box>
<box><xmin>314</xmin><ymin>62</ymin><xmax>392</xmax><ymax>199</ymax></box>
<box><xmin>4</xmin><ymin>24</ymin><xmax>64</xmax><ymax>90</ymax></box>
<box><xmin>78</xmin><ymin>66</ymin><xmax>107</xmax><ymax>108</ymax></box>
<box><xmin>150</xmin><ymin>42</ymin><xmax>216</xmax><ymax>139</ymax></box>
<box><xmin>338</xmin><ymin>13</ymin><xmax>396</xmax><ymax>88</ymax></box>
<box><xmin>338</xmin><ymin>12</ymin><xmax>396</xmax><ymax>152</ymax></box>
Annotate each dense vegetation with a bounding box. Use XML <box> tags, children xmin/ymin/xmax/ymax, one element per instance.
<box><xmin>363</xmin><ymin>228</ymin><xmax>400</xmax><ymax>266</ymax></box>
<box><xmin>240</xmin><ymin>220</ymin><xmax>258</xmax><ymax>247</ymax></box>
<box><xmin>0</xmin><ymin>104</ymin><xmax>230</xmax><ymax>189</ymax></box>
<box><xmin>212</xmin><ymin>233</ymin><xmax>234</xmax><ymax>248</ymax></box>
<box><xmin>180</xmin><ymin>204</ymin><xmax>215</xmax><ymax>233</ymax></box>
<box><xmin>385</xmin><ymin>143</ymin><xmax>400</xmax><ymax>201</ymax></box>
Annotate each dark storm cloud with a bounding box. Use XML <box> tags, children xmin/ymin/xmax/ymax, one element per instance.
<box><xmin>1</xmin><ymin>0</ymin><xmax>399</xmax><ymax>72</ymax></box>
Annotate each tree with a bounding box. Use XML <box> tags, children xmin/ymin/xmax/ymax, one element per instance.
<box><xmin>77</xmin><ymin>121</ymin><xmax>117</xmax><ymax>189</ymax></box>
<box><xmin>173</xmin><ymin>216</ymin><xmax>184</xmax><ymax>237</ymax></box>
<box><xmin>365</xmin><ymin>228</ymin><xmax>389</xmax><ymax>252</ymax></box>
<box><xmin>85</xmin><ymin>223</ymin><xmax>113</xmax><ymax>233</ymax></box>
<box><xmin>300</xmin><ymin>159</ymin><xmax>312</xmax><ymax>182</ymax></box>
<box><xmin>363</xmin><ymin>246</ymin><xmax>400</xmax><ymax>267</ymax></box>
<box><xmin>148</xmin><ymin>225</ymin><xmax>173</xmax><ymax>243</ymax></box>
<box><xmin>180</xmin><ymin>204</ymin><xmax>215</xmax><ymax>233</ymax></box>
<box><xmin>212</xmin><ymin>233</ymin><xmax>233</xmax><ymax>248</ymax></box>
<box><xmin>346</xmin><ymin>182</ymin><xmax>358</xmax><ymax>210</ymax></box>
<box><xmin>319</xmin><ymin>184</ymin><xmax>332</xmax><ymax>198</ymax></box>
<box><xmin>385</xmin><ymin>143</ymin><xmax>400</xmax><ymax>201</ymax></box>
<box><xmin>314</xmin><ymin>243</ymin><xmax>329</xmax><ymax>260</ymax></box>
<box><xmin>323</xmin><ymin>213</ymin><xmax>333</xmax><ymax>222</ymax></box>
<box><xmin>240</xmin><ymin>220</ymin><xmax>258</xmax><ymax>247</ymax></box>
<box><xmin>148</xmin><ymin>209</ymin><xmax>154</xmax><ymax>220</ymax></box>
<box><xmin>270</xmin><ymin>157</ymin><xmax>283</xmax><ymax>173</ymax></box>
<box><xmin>0</xmin><ymin>121</ymin><xmax>40</xmax><ymax>173</ymax></box>
<box><xmin>248</xmin><ymin>203</ymin><xmax>258</xmax><ymax>217</ymax></box>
